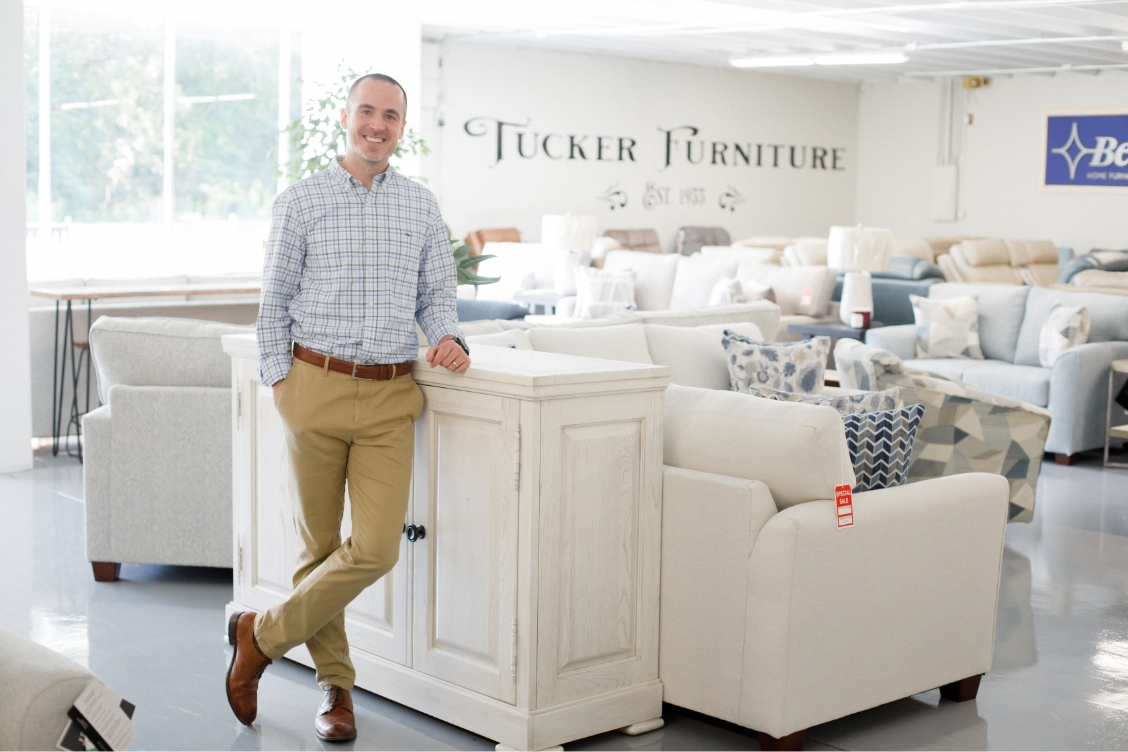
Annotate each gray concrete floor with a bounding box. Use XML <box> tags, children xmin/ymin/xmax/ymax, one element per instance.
<box><xmin>2</xmin><ymin>447</ymin><xmax>1128</xmax><ymax>750</ymax></box>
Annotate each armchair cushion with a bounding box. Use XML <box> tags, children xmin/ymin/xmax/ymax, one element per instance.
<box><xmin>89</xmin><ymin>317</ymin><xmax>251</xmax><ymax>403</ymax></box>
<box><xmin>663</xmin><ymin>384</ymin><xmax>856</xmax><ymax>509</ymax></box>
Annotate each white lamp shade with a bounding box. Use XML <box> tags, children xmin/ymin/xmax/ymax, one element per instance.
<box><xmin>827</xmin><ymin>226</ymin><xmax>893</xmax><ymax>272</ymax></box>
<box><xmin>541</xmin><ymin>214</ymin><xmax>596</xmax><ymax>251</ymax></box>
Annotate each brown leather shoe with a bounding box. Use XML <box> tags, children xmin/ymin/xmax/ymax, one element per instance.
<box><xmin>314</xmin><ymin>686</ymin><xmax>356</xmax><ymax>742</ymax></box>
<box><xmin>225</xmin><ymin>612</ymin><xmax>272</xmax><ymax>725</ymax></box>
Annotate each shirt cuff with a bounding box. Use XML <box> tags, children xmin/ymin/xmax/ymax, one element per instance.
<box><xmin>421</xmin><ymin>318</ymin><xmax>463</xmax><ymax>347</ymax></box>
<box><xmin>259</xmin><ymin>353</ymin><xmax>292</xmax><ymax>387</ymax></box>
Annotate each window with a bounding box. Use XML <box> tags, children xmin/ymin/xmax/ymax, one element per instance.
<box><xmin>25</xmin><ymin>4</ymin><xmax>299</xmax><ymax>282</ymax></box>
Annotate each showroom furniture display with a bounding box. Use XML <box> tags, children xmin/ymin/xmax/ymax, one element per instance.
<box><xmin>890</xmin><ymin>238</ymin><xmax>936</xmax><ymax>263</ymax></box>
<box><xmin>1057</xmin><ymin>249</ymin><xmax>1128</xmax><ymax>297</ymax></box>
<box><xmin>1106</xmin><ymin>359</ymin><xmax>1128</xmax><ymax>469</ymax></box>
<box><xmin>826</xmin><ymin>226</ymin><xmax>893</xmax><ymax>326</ymax></box>
<box><xmin>834</xmin><ymin>340</ymin><xmax>1050</xmax><ymax>522</ymax></box>
<box><xmin>27</xmin><ymin>274</ymin><xmax>260</xmax><ymax>441</ymax></box>
<box><xmin>464</xmin><ymin>227</ymin><xmax>520</xmax><ymax>255</ymax></box>
<box><xmin>787</xmin><ymin>319</ymin><xmax>883</xmax><ymax>342</ymax></box>
<box><xmin>831</xmin><ymin>255</ymin><xmax>946</xmax><ymax>326</ymax></box>
<box><xmin>781</xmin><ymin>238</ymin><xmax>828</xmax><ymax>266</ymax></box>
<box><xmin>30</xmin><ymin>279</ymin><xmax>258</xmax><ymax>459</ymax></box>
<box><xmin>937</xmin><ymin>238</ymin><xmax>1061</xmax><ymax>286</ymax></box>
<box><xmin>83</xmin><ymin>316</ymin><xmax>251</xmax><ymax>580</ymax></box>
<box><xmin>0</xmin><ymin>627</ymin><xmax>97</xmax><ymax>751</ymax></box>
<box><xmin>223</xmin><ymin>335</ymin><xmax>670</xmax><ymax>751</ymax></box>
<box><xmin>603</xmin><ymin>228</ymin><xmax>662</xmax><ymax>254</ymax></box>
<box><xmin>675</xmin><ymin>226</ymin><xmax>730</xmax><ymax>256</ymax></box>
<box><xmin>658</xmin><ymin>385</ymin><xmax>1008</xmax><ymax>748</ymax></box>
<box><xmin>864</xmin><ymin>283</ymin><xmax>1128</xmax><ymax>464</ymax></box>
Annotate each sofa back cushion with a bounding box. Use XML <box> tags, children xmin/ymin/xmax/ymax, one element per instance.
<box><xmin>643</xmin><ymin>322</ymin><xmax>763</xmax><ymax>390</ymax></box>
<box><xmin>90</xmin><ymin>317</ymin><xmax>251</xmax><ymax>402</ymax></box>
<box><xmin>701</xmin><ymin>246</ymin><xmax>782</xmax><ymax>266</ymax></box>
<box><xmin>526</xmin><ymin>323</ymin><xmax>654</xmax><ymax>364</ymax></box>
<box><xmin>604</xmin><ymin>229</ymin><xmax>662</xmax><ymax>254</ymax></box>
<box><xmin>951</xmin><ymin>241</ymin><xmax>1022</xmax><ymax>285</ymax></box>
<box><xmin>1005</xmin><ymin>239</ymin><xmax>1058</xmax><ymax>267</ymax></box>
<box><xmin>891</xmin><ymin>238</ymin><xmax>934</xmax><ymax>263</ymax></box>
<box><xmin>633</xmin><ymin>301</ymin><xmax>780</xmax><ymax>338</ymax></box>
<box><xmin>602</xmin><ymin>250</ymin><xmax>680</xmax><ymax>310</ymax></box>
<box><xmin>736</xmin><ymin>263</ymin><xmax>837</xmax><ymax>317</ymax></box>
<box><xmin>782</xmin><ymin>239</ymin><xmax>828</xmax><ymax>266</ymax></box>
<box><xmin>669</xmin><ymin>256</ymin><xmax>739</xmax><ymax>310</ymax></box>
<box><xmin>663</xmin><ymin>384</ymin><xmax>856</xmax><ymax>509</ymax></box>
<box><xmin>929</xmin><ymin>283</ymin><xmax>1030</xmax><ymax>363</ymax></box>
<box><xmin>1014</xmin><ymin>287</ymin><xmax>1128</xmax><ymax>366</ymax></box>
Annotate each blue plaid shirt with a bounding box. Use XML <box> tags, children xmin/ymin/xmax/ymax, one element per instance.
<box><xmin>257</xmin><ymin>157</ymin><xmax>462</xmax><ymax>386</ymax></box>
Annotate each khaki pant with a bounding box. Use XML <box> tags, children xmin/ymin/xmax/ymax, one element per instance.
<box><xmin>254</xmin><ymin>355</ymin><xmax>423</xmax><ymax>690</ymax></box>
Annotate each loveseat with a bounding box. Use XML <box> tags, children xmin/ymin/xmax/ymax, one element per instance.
<box><xmin>865</xmin><ymin>283</ymin><xmax>1128</xmax><ymax>463</ymax></box>
<box><xmin>463</xmin><ymin>325</ymin><xmax>1011</xmax><ymax>748</ymax></box>
<box><xmin>84</xmin><ymin>317</ymin><xmax>250</xmax><ymax>580</ymax></box>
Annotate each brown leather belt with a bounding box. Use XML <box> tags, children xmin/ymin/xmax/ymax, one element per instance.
<box><xmin>293</xmin><ymin>343</ymin><xmax>413</xmax><ymax>381</ymax></box>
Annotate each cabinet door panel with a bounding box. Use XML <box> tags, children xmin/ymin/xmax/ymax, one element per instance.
<box><xmin>536</xmin><ymin>393</ymin><xmax>662</xmax><ymax>707</ymax></box>
<box><xmin>239</xmin><ymin>374</ymin><xmax>409</xmax><ymax>666</ymax></box>
<box><xmin>413</xmin><ymin>387</ymin><xmax>518</xmax><ymax>704</ymax></box>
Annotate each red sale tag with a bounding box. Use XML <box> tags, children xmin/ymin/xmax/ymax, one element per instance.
<box><xmin>835</xmin><ymin>484</ymin><xmax>854</xmax><ymax>528</ymax></box>
<box><xmin>801</xmin><ymin>287</ymin><xmax>813</xmax><ymax>307</ymax></box>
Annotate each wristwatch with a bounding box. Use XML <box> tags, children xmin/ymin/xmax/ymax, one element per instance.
<box><xmin>452</xmin><ymin>335</ymin><xmax>470</xmax><ymax>356</ymax></box>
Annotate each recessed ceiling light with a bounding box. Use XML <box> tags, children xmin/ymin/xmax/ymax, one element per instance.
<box><xmin>815</xmin><ymin>51</ymin><xmax>909</xmax><ymax>66</ymax></box>
<box><xmin>730</xmin><ymin>55</ymin><xmax>814</xmax><ymax>68</ymax></box>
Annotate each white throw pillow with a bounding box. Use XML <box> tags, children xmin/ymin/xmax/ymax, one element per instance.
<box><xmin>602</xmin><ymin>250</ymin><xmax>680</xmax><ymax>311</ymax></box>
<box><xmin>526</xmin><ymin>323</ymin><xmax>654</xmax><ymax>364</ymax></box>
<box><xmin>736</xmin><ymin>263</ymin><xmax>835</xmax><ymax>316</ymax></box>
<box><xmin>706</xmin><ymin>275</ymin><xmax>744</xmax><ymax>306</ymax></box>
<box><xmin>669</xmin><ymin>256</ymin><xmax>739</xmax><ymax>310</ymax></box>
<box><xmin>1038</xmin><ymin>303</ymin><xmax>1091</xmax><ymax>367</ymax></box>
<box><xmin>573</xmin><ymin>267</ymin><xmax>637</xmax><ymax>320</ymax></box>
<box><xmin>911</xmin><ymin>294</ymin><xmax>985</xmax><ymax>360</ymax></box>
<box><xmin>465</xmin><ymin>330</ymin><xmax>534</xmax><ymax>350</ymax></box>
<box><xmin>738</xmin><ymin>278</ymin><xmax>774</xmax><ymax>302</ymax></box>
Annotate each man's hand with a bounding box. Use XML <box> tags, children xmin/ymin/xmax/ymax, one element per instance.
<box><xmin>426</xmin><ymin>336</ymin><xmax>470</xmax><ymax>374</ymax></box>
<box><xmin>272</xmin><ymin>380</ymin><xmax>284</xmax><ymax>400</ymax></box>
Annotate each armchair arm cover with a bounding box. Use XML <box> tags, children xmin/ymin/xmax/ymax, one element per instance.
<box><xmin>84</xmin><ymin>385</ymin><xmax>233</xmax><ymax>568</ymax></box>
<box><xmin>863</xmin><ymin>324</ymin><xmax>918</xmax><ymax>360</ymax></box>
<box><xmin>739</xmin><ymin>473</ymin><xmax>1009</xmax><ymax>739</ymax></box>
<box><xmin>833</xmin><ymin>339</ymin><xmax>904</xmax><ymax>390</ymax></box>
<box><xmin>659</xmin><ymin>467</ymin><xmax>778</xmax><ymax>723</ymax></box>
<box><xmin>1047</xmin><ymin>341</ymin><xmax>1128</xmax><ymax>456</ymax></box>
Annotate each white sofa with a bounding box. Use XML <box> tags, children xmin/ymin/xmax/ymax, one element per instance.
<box><xmin>465</xmin><ymin>324</ymin><xmax>1010</xmax><ymax>747</ymax></box>
<box><xmin>83</xmin><ymin>317</ymin><xmax>251</xmax><ymax>580</ymax></box>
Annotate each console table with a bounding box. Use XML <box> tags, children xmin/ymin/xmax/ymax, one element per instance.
<box><xmin>222</xmin><ymin>335</ymin><xmax>670</xmax><ymax>750</ymax></box>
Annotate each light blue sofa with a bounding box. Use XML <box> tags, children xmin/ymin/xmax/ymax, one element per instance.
<box><xmin>866</xmin><ymin>283</ymin><xmax>1128</xmax><ymax>464</ymax></box>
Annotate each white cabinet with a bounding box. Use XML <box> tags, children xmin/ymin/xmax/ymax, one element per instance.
<box><xmin>223</xmin><ymin>336</ymin><xmax>668</xmax><ymax>751</ymax></box>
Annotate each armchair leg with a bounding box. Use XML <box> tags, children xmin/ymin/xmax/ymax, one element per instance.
<box><xmin>1055</xmin><ymin>453</ymin><xmax>1079</xmax><ymax>466</ymax></box>
<box><xmin>91</xmin><ymin>562</ymin><xmax>120</xmax><ymax>582</ymax></box>
<box><xmin>758</xmin><ymin>729</ymin><xmax>806</xmax><ymax>751</ymax></box>
<box><xmin>939</xmin><ymin>674</ymin><xmax>982</xmax><ymax>702</ymax></box>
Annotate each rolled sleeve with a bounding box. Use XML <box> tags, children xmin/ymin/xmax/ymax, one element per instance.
<box><xmin>415</xmin><ymin>214</ymin><xmax>463</xmax><ymax>345</ymax></box>
<box><xmin>256</xmin><ymin>194</ymin><xmax>305</xmax><ymax>385</ymax></box>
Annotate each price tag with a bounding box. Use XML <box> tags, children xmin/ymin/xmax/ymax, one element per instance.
<box><xmin>801</xmin><ymin>287</ymin><xmax>813</xmax><ymax>307</ymax></box>
<box><xmin>835</xmin><ymin>484</ymin><xmax>854</xmax><ymax>528</ymax></box>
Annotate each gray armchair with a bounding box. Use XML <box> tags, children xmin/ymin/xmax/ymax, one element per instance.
<box><xmin>84</xmin><ymin>317</ymin><xmax>251</xmax><ymax>581</ymax></box>
<box><xmin>676</xmin><ymin>226</ymin><xmax>731</xmax><ymax>256</ymax></box>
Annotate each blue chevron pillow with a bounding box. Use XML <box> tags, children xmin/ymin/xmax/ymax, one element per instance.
<box><xmin>841</xmin><ymin>403</ymin><xmax>925</xmax><ymax>492</ymax></box>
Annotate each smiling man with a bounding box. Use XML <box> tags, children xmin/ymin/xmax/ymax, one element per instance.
<box><xmin>225</xmin><ymin>73</ymin><xmax>470</xmax><ymax>742</ymax></box>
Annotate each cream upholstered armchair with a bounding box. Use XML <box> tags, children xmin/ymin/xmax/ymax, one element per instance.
<box><xmin>83</xmin><ymin>317</ymin><xmax>251</xmax><ymax>581</ymax></box>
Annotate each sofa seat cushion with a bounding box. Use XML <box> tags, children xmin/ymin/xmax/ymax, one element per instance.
<box><xmin>959</xmin><ymin>363</ymin><xmax>1053</xmax><ymax>407</ymax></box>
<box><xmin>644</xmin><ymin>322</ymin><xmax>763</xmax><ymax>390</ymax></box>
<box><xmin>663</xmin><ymin>384</ymin><xmax>855</xmax><ymax>509</ymax></box>
<box><xmin>602</xmin><ymin>250</ymin><xmax>681</xmax><ymax>311</ymax></box>
<box><xmin>526</xmin><ymin>323</ymin><xmax>654</xmax><ymax>364</ymax></box>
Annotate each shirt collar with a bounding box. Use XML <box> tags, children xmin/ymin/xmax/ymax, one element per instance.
<box><xmin>331</xmin><ymin>155</ymin><xmax>392</xmax><ymax>192</ymax></box>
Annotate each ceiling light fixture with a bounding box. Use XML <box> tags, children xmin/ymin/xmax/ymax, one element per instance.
<box><xmin>731</xmin><ymin>55</ymin><xmax>814</xmax><ymax>68</ymax></box>
<box><xmin>815</xmin><ymin>51</ymin><xmax>909</xmax><ymax>66</ymax></box>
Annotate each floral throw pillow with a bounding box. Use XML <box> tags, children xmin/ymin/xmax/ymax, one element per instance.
<box><xmin>911</xmin><ymin>294</ymin><xmax>984</xmax><ymax>360</ymax></box>
<box><xmin>842</xmin><ymin>403</ymin><xmax>925</xmax><ymax>492</ymax></box>
<box><xmin>722</xmin><ymin>331</ymin><xmax>830</xmax><ymax>394</ymax></box>
<box><xmin>744</xmin><ymin>384</ymin><xmax>905</xmax><ymax>415</ymax></box>
<box><xmin>1038</xmin><ymin>304</ymin><xmax>1091</xmax><ymax>367</ymax></box>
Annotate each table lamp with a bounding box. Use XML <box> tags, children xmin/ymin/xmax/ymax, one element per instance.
<box><xmin>541</xmin><ymin>214</ymin><xmax>595</xmax><ymax>295</ymax></box>
<box><xmin>827</xmin><ymin>226</ymin><xmax>892</xmax><ymax>327</ymax></box>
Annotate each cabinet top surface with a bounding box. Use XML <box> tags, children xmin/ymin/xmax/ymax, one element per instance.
<box><xmin>222</xmin><ymin>334</ymin><xmax>670</xmax><ymax>393</ymax></box>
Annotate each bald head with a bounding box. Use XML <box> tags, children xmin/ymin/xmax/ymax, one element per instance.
<box><xmin>346</xmin><ymin>73</ymin><xmax>407</xmax><ymax>115</ymax></box>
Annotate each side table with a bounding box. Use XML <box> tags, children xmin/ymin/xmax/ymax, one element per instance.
<box><xmin>1105</xmin><ymin>359</ymin><xmax>1128</xmax><ymax>469</ymax></box>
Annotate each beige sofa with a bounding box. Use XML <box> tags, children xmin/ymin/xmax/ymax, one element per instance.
<box><xmin>938</xmin><ymin>239</ymin><xmax>1060</xmax><ymax>286</ymax></box>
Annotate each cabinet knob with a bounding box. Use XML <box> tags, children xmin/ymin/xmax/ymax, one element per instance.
<box><xmin>405</xmin><ymin>524</ymin><xmax>426</xmax><ymax>542</ymax></box>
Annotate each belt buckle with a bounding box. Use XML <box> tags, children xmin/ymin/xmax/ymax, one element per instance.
<box><xmin>351</xmin><ymin>362</ymin><xmax>373</xmax><ymax>381</ymax></box>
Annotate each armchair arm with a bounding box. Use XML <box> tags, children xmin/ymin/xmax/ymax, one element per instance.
<box><xmin>864</xmin><ymin>324</ymin><xmax>917</xmax><ymax>359</ymax></box>
<box><xmin>659</xmin><ymin>466</ymin><xmax>777</xmax><ymax>723</ymax></box>
<box><xmin>81</xmin><ymin>405</ymin><xmax>113</xmax><ymax>561</ymax></box>
<box><xmin>738</xmin><ymin>473</ymin><xmax>1009</xmax><ymax>739</ymax></box>
<box><xmin>1047</xmin><ymin>341</ymin><xmax>1128</xmax><ymax>456</ymax></box>
<box><xmin>555</xmin><ymin>296</ymin><xmax>577</xmax><ymax>317</ymax></box>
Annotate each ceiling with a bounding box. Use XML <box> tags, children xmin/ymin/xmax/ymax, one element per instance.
<box><xmin>418</xmin><ymin>0</ymin><xmax>1128</xmax><ymax>83</ymax></box>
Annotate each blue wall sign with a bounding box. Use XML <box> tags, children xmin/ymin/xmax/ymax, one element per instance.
<box><xmin>1045</xmin><ymin>113</ymin><xmax>1128</xmax><ymax>189</ymax></box>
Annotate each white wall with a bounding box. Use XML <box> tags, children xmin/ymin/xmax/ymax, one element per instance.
<box><xmin>432</xmin><ymin>40</ymin><xmax>859</xmax><ymax>251</ymax></box>
<box><xmin>856</xmin><ymin>74</ymin><xmax>1128</xmax><ymax>254</ymax></box>
<box><xmin>0</xmin><ymin>0</ymin><xmax>33</xmax><ymax>472</ymax></box>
